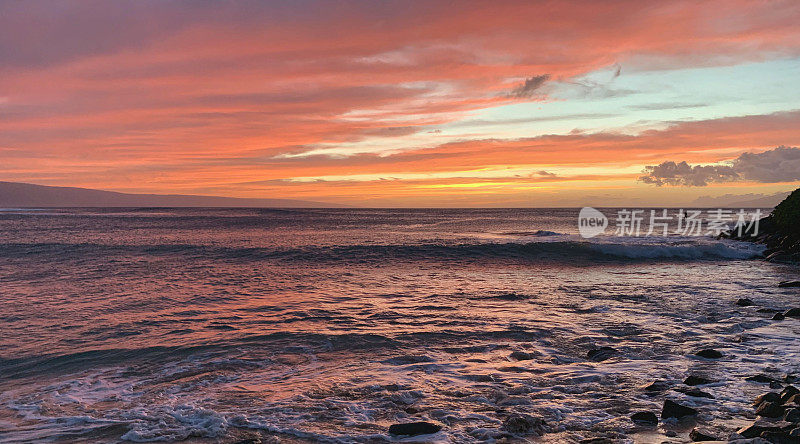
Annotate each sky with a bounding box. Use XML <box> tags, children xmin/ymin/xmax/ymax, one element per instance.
<box><xmin>1</xmin><ymin>0</ymin><xmax>800</xmax><ymax>207</ymax></box>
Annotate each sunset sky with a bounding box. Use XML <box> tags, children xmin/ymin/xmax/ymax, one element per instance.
<box><xmin>2</xmin><ymin>0</ymin><xmax>800</xmax><ymax>206</ymax></box>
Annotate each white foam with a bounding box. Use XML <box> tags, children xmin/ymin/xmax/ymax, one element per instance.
<box><xmin>121</xmin><ymin>404</ymin><xmax>227</xmax><ymax>442</ymax></box>
<box><xmin>578</xmin><ymin>234</ymin><xmax>765</xmax><ymax>259</ymax></box>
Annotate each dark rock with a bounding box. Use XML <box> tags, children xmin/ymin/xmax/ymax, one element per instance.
<box><xmin>502</xmin><ymin>414</ymin><xmax>546</xmax><ymax>435</ymax></box>
<box><xmin>497</xmin><ymin>366</ymin><xmax>531</xmax><ymax>373</ymax></box>
<box><xmin>781</xmin><ymin>386</ymin><xmax>799</xmax><ymax>403</ymax></box>
<box><xmin>783</xmin><ymin>408</ymin><xmax>800</xmax><ymax>423</ymax></box>
<box><xmin>771</xmin><ymin>189</ymin><xmax>800</xmax><ymax>239</ymax></box>
<box><xmin>587</xmin><ymin>346</ymin><xmax>617</xmax><ymax>362</ymax></box>
<box><xmin>695</xmin><ymin>348</ymin><xmax>723</xmax><ymax>359</ymax></box>
<box><xmin>768</xmin><ymin>252</ymin><xmax>794</xmax><ymax>263</ymax></box>
<box><xmin>737</xmin><ymin>419</ymin><xmax>794</xmax><ymax>438</ymax></box>
<box><xmin>785</xmin><ymin>394</ymin><xmax>800</xmax><ymax>407</ymax></box>
<box><xmin>684</xmin><ymin>375</ymin><xmax>714</xmax><ymax>386</ymax></box>
<box><xmin>383</xmin><ymin>355</ymin><xmax>434</xmax><ymax>365</ymax></box>
<box><xmin>471</xmin><ymin>374</ymin><xmax>495</xmax><ymax>382</ymax></box>
<box><xmin>760</xmin><ymin>431</ymin><xmax>798</xmax><ymax>444</ymax></box>
<box><xmin>630</xmin><ymin>411</ymin><xmax>658</xmax><ymax>424</ymax></box>
<box><xmin>643</xmin><ymin>380</ymin><xmax>671</xmax><ymax>393</ymax></box>
<box><xmin>760</xmin><ymin>430</ymin><xmax>796</xmax><ymax>443</ymax></box>
<box><xmin>661</xmin><ymin>399</ymin><xmax>698</xmax><ymax>419</ymax></box>
<box><xmin>773</xmin><ymin>312</ymin><xmax>786</xmax><ymax>320</ymax></box>
<box><xmin>756</xmin><ymin>401</ymin><xmax>785</xmax><ymax>418</ymax></box>
<box><xmin>785</xmin><ymin>308</ymin><xmax>800</xmax><ymax>317</ymax></box>
<box><xmin>579</xmin><ymin>438</ymin><xmax>614</xmax><ymax>444</ymax></box>
<box><xmin>724</xmin><ymin>190</ymin><xmax>800</xmax><ymax>266</ymax></box>
<box><xmin>689</xmin><ymin>427</ymin><xmax>717</xmax><ymax>441</ymax></box>
<box><xmin>778</xmin><ymin>281</ymin><xmax>800</xmax><ymax>288</ymax></box>
<box><xmin>736</xmin><ymin>298</ymin><xmax>755</xmax><ymax>306</ymax></box>
<box><xmin>754</xmin><ymin>392</ymin><xmax>781</xmax><ymax>407</ymax></box>
<box><xmin>677</xmin><ymin>387</ymin><xmax>714</xmax><ymax>399</ymax></box>
<box><xmin>388</xmin><ymin>421</ymin><xmax>442</xmax><ymax>436</ymax></box>
<box><xmin>509</xmin><ymin>351</ymin><xmax>536</xmax><ymax>361</ymax></box>
<box><xmin>757</xmin><ymin>308</ymin><xmax>778</xmax><ymax>313</ymax></box>
<box><xmin>747</xmin><ymin>374</ymin><xmax>779</xmax><ymax>384</ymax></box>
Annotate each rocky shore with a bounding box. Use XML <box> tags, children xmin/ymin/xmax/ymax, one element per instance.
<box><xmin>377</xmin><ymin>298</ymin><xmax>800</xmax><ymax>443</ymax></box>
<box><xmin>724</xmin><ymin>187</ymin><xmax>800</xmax><ymax>264</ymax></box>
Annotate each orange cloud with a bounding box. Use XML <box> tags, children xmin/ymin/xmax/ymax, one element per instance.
<box><xmin>1</xmin><ymin>1</ymin><xmax>800</xmax><ymax>205</ymax></box>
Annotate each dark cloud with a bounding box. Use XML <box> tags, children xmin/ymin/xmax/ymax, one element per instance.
<box><xmin>509</xmin><ymin>75</ymin><xmax>550</xmax><ymax>98</ymax></box>
<box><xmin>639</xmin><ymin>161</ymin><xmax>738</xmax><ymax>186</ymax></box>
<box><xmin>361</xmin><ymin>126</ymin><xmax>422</xmax><ymax>137</ymax></box>
<box><xmin>733</xmin><ymin>146</ymin><xmax>800</xmax><ymax>183</ymax></box>
<box><xmin>640</xmin><ymin>146</ymin><xmax>800</xmax><ymax>186</ymax></box>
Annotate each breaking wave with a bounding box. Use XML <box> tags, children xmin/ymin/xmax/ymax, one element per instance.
<box><xmin>0</xmin><ymin>237</ymin><xmax>764</xmax><ymax>264</ymax></box>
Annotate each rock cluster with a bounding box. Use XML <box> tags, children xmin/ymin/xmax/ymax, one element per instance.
<box><xmin>723</xmin><ymin>187</ymin><xmax>800</xmax><ymax>263</ymax></box>
<box><xmin>730</xmin><ymin>386</ymin><xmax>800</xmax><ymax>442</ymax></box>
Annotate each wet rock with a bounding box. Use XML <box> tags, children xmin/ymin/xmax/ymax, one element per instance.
<box><xmin>498</xmin><ymin>365</ymin><xmax>535</xmax><ymax>373</ymax></box>
<box><xmin>778</xmin><ymin>281</ymin><xmax>800</xmax><ymax>288</ymax></box>
<box><xmin>388</xmin><ymin>421</ymin><xmax>442</xmax><ymax>436</ymax></box>
<box><xmin>784</xmin><ymin>394</ymin><xmax>800</xmax><ymax>407</ymax></box>
<box><xmin>755</xmin><ymin>401</ymin><xmax>785</xmax><ymax>418</ymax></box>
<box><xmin>676</xmin><ymin>387</ymin><xmax>714</xmax><ymax>398</ymax></box>
<box><xmin>509</xmin><ymin>351</ymin><xmax>536</xmax><ymax>361</ymax></box>
<box><xmin>760</xmin><ymin>430</ymin><xmax>797</xmax><ymax>443</ymax></box>
<box><xmin>630</xmin><ymin>411</ymin><xmax>658</xmax><ymax>425</ymax></box>
<box><xmin>773</xmin><ymin>312</ymin><xmax>786</xmax><ymax>321</ymax></box>
<box><xmin>695</xmin><ymin>348</ymin><xmax>723</xmax><ymax>359</ymax></box>
<box><xmin>471</xmin><ymin>374</ymin><xmax>496</xmax><ymax>383</ymax></box>
<box><xmin>785</xmin><ymin>308</ymin><xmax>800</xmax><ymax>318</ymax></box>
<box><xmin>382</xmin><ymin>355</ymin><xmax>434</xmax><ymax>365</ymax></box>
<box><xmin>737</xmin><ymin>419</ymin><xmax>794</xmax><ymax>438</ymax></box>
<box><xmin>643</xmin><ymin>380</ymin><xmax>671</xmax><ymax>393</ymax></box>
<box><xmin>579</xmin><ymin>438</ymin><xmax>614</xmax><ymax>444</ymax></box>
<box><xmin>587</xmin><ymin>346</ymin><xmax>617</xmax><ymax>362</ymax></box>
<box><xmin>737</xmin><ymin>298</ymin><xmax>755</xmax><ymax>306</ymax></box>
<box><xmin>689</xmin><ymin>427</ymin><xmax>717</xmax><ymax>441</ymax></box>
<box><xmin>747</xmin><ymin>374</ymin><xmax>779</xmax><ymax>384</ymax></box>
<box><xmin>661</xmin><ymin>399</ymin><xmax>698</xmax><ymax>419</ymax></box>
<box><xmin>502</xmin><ymin>414</ymin><xmax>546</xmax><ymax>436</ymax></box>
<box><xmin>684</xmin><ymin>375</ymin><xmax>714</xmax><ymax>386</ymax></box>
<box><xmin>783</xmin><ymin>408</ymin><xmax>800</xmax><ymax>423</ymax></box>
<box><xmin>780</xmin><ymin>386</ymin><xmax>799</xmax><ymax>403</ymax></box>
<box><xmin>753</xmin><ymin>392</ymin><xmax>781</xmax><ymax>407</ymax></box>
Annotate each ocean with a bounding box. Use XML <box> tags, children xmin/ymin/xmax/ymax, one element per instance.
<box><xmin>0</xmin><ymin>208</ymin><xmax>798</xmax><ymax>443</ymax></box>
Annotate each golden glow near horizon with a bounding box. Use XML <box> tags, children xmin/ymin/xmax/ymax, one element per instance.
<box><xmin>1</xmin><ymin>1</ymin><xmax>800</xmax><ymax>206</ymax></box>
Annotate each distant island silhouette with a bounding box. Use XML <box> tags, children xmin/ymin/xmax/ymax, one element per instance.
<box><xmin>0</xmin><ymin>181</ymin><xmax>345</xmax><ymax>208</ymax></box>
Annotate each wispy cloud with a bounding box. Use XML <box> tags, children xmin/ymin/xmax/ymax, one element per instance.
<box><xmin>1</xmin><ymin>1</ymin><xmax>800</xmax><ymax>204</ymax></box>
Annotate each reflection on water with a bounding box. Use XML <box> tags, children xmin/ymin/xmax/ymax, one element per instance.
<box><xmin>0</xmin><ymin>209</ymin><xmax>797</xmax><ymax>442</ymax></box>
